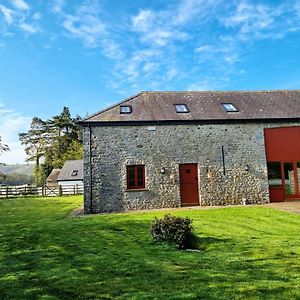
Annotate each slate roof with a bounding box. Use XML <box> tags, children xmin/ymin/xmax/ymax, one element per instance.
<box><xmin>46</xmin><ymin>169</ymin><xmax>61</xmax><ymax>183</ymax></box>
<box><xmin>57</xmin><ymin>160</ymin><xmax>83</xmax><ymax>181</ymax></box>
<box><xmin>82</xmin><ymin>90</ymin><xmax>300</xmax><ymax>123</ymax></box>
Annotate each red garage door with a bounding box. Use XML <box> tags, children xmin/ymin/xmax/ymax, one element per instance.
<box><xmin>264</xmin><ymin>126</ymin><xmax>300</xmax><ymax>202</ymax></box>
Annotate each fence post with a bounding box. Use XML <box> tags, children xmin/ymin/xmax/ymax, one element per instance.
<box><xmin>24</xmin><ymin>186</ymin><xmax>27</xmax><ymax>197</ymax></box>
<box><xmin>42</xmin><ymin>185</ymin><xmax>44</xmax><ymax>197</ymax></box>
<box><xmin>73</xmin><ymin>185</ymin><xmax>76</xmax><ymax>195</ymax></box>
<box><xmin>59</xmin><ymin>185</ymin><xmax>62</xmax><ymax>196</ymax></box>
<box><xmin>76</xmin><ymin>184</ymin><xmax>78</xmax><ymax>194</ymax></box>
<box><xmin>6</xmin><ymin>187</ymin><xmax>8</xmax><ymax>198</ymax></box>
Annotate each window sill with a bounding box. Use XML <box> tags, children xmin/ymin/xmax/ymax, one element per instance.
<box><xmin>125</xmin><ymin>188</ymin><xmax>149</xmax><ymax>192</ymax></box>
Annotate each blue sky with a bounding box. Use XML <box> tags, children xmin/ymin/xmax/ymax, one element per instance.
<box><xmin>0</xmin><ymin>0</ymin><xmax>300</xmax><ymax>163</ymax></box>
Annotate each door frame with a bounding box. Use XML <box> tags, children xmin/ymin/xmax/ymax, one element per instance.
<box><xmin>268</xmin><ymin>160</ymin><xmax>300</xmax><ymax>202</ymax></box>
<box><xmin>281</xmin><ymin>161</ymin><xmax>300</xmax><ymax>199</ymax></box>
<box><xmin>178</xmin><ymin>163</ymin><xmax>200</xmax><ymax>206</ymax></box>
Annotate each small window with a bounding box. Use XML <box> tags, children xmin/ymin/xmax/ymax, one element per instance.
<box><xmin>222</xmin><ymin>103</ymin><xmax>239</xmax><ymax>112</ymax></box>
<box><xmin>120</xmin><ymin>105</ymin><xmax>132</xmax><ymax>114</ymax></box>
<box><xmin>71</xmin><ymin>170</ymin><xmax>78</xmax><ymax>176</ymax></box>
<box><xmin>174</xmin><ymin>104</ymin><xmax>189</xmax><ymax>113</ymax></box>
<box><xmin>126</xmin><ymin>165</ymin><xmax>145</xmax><ymax>190</ymax></box>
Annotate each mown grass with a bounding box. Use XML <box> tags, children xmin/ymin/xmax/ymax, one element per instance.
<box><xmin>0</xmin><ymin>196</ymin><xmax>299</xmax><ymax>299</ymax></box>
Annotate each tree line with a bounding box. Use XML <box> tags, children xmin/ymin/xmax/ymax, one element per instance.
<box><xmin>0</xmin><ymin>173</ymin><xmax>34</xmax><ymax>186</ymax></box>
<box><xmin>18</xmin><ymin>107</ymin><xmax>83</xmax><ymax>186</ymax></box>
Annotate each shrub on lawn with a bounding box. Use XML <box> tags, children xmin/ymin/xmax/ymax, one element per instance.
<box><xmin>150</xmin><ymin>214</ymin><xmax>198</xmax><ymax>249</ymax></box>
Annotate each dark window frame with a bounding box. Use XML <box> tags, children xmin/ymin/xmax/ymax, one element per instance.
<box><xmin>174</xmin><ymin>104</ymin><xmax>190</xmax><ymax>113</ymax></box>
<box><xmin>120</xmin><ymin>105</ymin><xmax>132</xmax><ymax>114</ymax></box>
<box><xmin>126</xmin><ymin>165</ymin><xmax>145</xmax><ymax>190</ymax></box>
<box><xmin>222</xmin><ymin>103</ymin><xmax>239</xmax><ymax>112</ymax></box>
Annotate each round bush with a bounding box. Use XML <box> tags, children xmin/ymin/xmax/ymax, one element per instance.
<box><xmin>150</xmin><ymin>214</ymin><xmax>196</xmax><ymax>249</ymax></box>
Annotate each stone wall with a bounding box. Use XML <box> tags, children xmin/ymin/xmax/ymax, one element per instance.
<box><xmin>83</xmin><ymin>122</ymin><xmax>299</xmax><ymax>213</ymax></box>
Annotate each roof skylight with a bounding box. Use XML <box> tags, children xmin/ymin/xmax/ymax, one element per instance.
<box><xmin>174</xmin><ymin>104</ymin><xmax>189</xmax><ymax>113</ymax></box>
<box><xmin>71</xmin><ymin>170</ymin><xmax>78</xmax><ymax>176</ymax></box>
<box><xmin>120</xmin><ymin>105</ymin><xmax>132</xmax><ymax>114</ymax></box>
<box><xmin>222</xmin><ymin>103</ymin><xmax>239</xmax><ymax>112</ymax></box>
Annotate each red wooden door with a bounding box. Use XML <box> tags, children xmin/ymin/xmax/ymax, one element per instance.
<box><xmin>179</xmin><ymin>164</ymin><xmax>199</xmax><ymax>206</ymax></box>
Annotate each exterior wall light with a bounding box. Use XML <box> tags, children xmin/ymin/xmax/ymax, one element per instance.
<box><xmin>160</xmin><ymin>167</ymin><xmax>166</xmax><ymax>174</ymax></box>
<box><xmin>245</xmin><ymin>164</ymin><xmax>249</xmax><ymax>172</ymax></box>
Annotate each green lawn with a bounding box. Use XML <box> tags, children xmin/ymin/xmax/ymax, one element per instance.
<box><xmin>0</xmin><ymin>197</ymin><xmax>299</xmax><ymax>299</ymax></box>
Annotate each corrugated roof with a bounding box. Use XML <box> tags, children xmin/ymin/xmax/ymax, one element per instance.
<box><xmin>82</xmin><ymin>90</ymin><xmax>300</xmax><ymax>123</ymax></box>
<box><xmin>57</xmin><ymin>160</ymin><xmax>83</xmax><ymax>181</ymax></box>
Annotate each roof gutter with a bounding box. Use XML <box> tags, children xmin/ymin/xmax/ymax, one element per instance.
<box><xmin>79</xmin><ymin>117</ymin><xmax>300</xmax><ymax>127</ymax></box>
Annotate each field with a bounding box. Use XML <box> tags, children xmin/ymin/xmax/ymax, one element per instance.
<box><xmin>0</xmin><ymin>196</ymin><xmax>299</xmax><ymax>299</ymax></box>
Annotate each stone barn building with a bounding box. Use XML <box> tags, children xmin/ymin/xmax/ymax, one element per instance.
<box><xmin>80</xmin><ymin>90</ymin><xmax>300</xmax><ymax>213</ymax></box>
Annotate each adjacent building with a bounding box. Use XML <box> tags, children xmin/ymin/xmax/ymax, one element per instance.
<box><xmin>46</xmin><ymin>168</ymin><xmax>61</xmax><ymax>188</ymax></box>
<box><xmin>57</xmin><ymin>160</ymin><xmax>83</xmax><ymax>188</ymax></box>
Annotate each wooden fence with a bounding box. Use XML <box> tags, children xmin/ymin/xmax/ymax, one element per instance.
<box><xmin>0</xmin><ymin>184</ymin><xmax>84</xmax><ymax>199</ymax></box>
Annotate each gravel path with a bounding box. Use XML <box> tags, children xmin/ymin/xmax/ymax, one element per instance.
<box><xmin>264</xmin><ymin>201</ymin><xmax>300</xmax><ymax>214</ymax></box>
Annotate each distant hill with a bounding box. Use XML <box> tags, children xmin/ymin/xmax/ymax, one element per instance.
<box><xmin>0</xmin><ymin>164</ymin><xmax>35</xmax><ymax>176</ymax></box>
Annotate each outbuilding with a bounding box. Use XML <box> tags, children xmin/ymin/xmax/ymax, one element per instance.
<box><xmin>80</xmin><ymin>90</ymin><xmax>300</xmax><ymax>213</ymax></box>
<box><xmin>46</xmin><ymin>168</ymin><xmax>61</xmax><ymax>188</ymax></box>
<box><xmin>57</xmin><ymin>160</ymin><xmax>83</xmax><ymax>188</ymax></box>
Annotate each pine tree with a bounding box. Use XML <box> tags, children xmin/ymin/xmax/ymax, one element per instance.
<box><xmin>19</xmin><ymin>118</ymin><xmax>50</xmax><ymax>186</ymax></box>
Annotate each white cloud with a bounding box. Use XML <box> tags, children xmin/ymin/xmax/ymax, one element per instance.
<box><xmin>131</xmin><ymin>9</ymin><xmax>154</xmax><ymax>32</ymax></box>
<box><xmin>0</xmin><ymin>103</ymin><xmax>31</xmax><ymax>164</ymax></box>
<box><xmin>224</xmin><ymin>53</ymin><xmax>239</xmax><ymax>65</ymax></box>
<box><xmin>142</xmin><ymin>61</ymin><xmax>159</xmax><ymax>74</ymax></box>
<box><xmin>121</xmin><ymin>49</ymin><xmax>161</xmax><ymax>80</ymax></box>
<box><xmin>131</xmin><ymin>0</ymin><xmax>221</xmax><ymax>47</ymax></box>
<box><xmin>62</xmin><ymin>3</ymin><xmax>106</xmax><ymax>48</ymax></box>
<box><xmin>19</xmin><ymin>22</ymin><xmax>39</xmax><ymax>34</ymax></box>
<box><xmin>49</xmin><ymin>0</ymin><xmax>300</xmax><ymax>94</ymax></box>
<box><xmin>0</xmin><ymin>2</ymin><xmax>42</xmax><ymax>37</ymax></box>
<box><xmin>101</xmin><ymin>39</ymin><xmax>124</xmax><ymax>60</ymax></box>
<box><xmin>32</xmin><ymin>12</ymin><xmax>42</xmax><ymax>20</ymax></box>
<box><xmin>131</xmin><ymin>7</ymin><xmax>189</xmax><ymax>47</ymax></box>
<box><xmin>142</xmin><ymin>29</ymin><xmax>188</xmax><ymax>46</ymax></box>
<box><xmin>195</xmin><ymin>45</ymin><xmax>213</xmax><ymax>52</ymax></box>
<box><xmin>223</xmin><ymin>1</ymin><xmax>275</xmax><ymax>31</ymax></box>
<box><xmin>174</xmin><ymin>0</ymin><xmax>220</xmax><ymax>25</ymax></box>
<box><xmin>11</xmin><ymin>0</ymin><xmax>30</xmax><ymax>11</ymax></box>
<box><xmin>221</xmin><ymin>1</ymin><xmax>294</xmax><ymax>41</ymax></box>
<box><xmin>52</xmin><ymin>0</ymin><xmax>65</xmax><ymax>14</ymax></box>
<box><xmin>56</xmin><ymin>1</ymin><xmax>127</xmax><ymax>63</ymax></box>
<box><xmin>0</xmin><ymin>5</ymin><xmax>14</xmax><ymax>24</ymax></box>
<box><xmin>296</xmin><ymin>1</ymin><xmax>300</xmax><ymax>17</ymax></box>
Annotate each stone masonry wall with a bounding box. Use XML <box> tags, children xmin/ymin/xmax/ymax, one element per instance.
<box><xmin>83</xmin><ymin>122</ymin><xmax>300</xmax><ymax>213</ymax></box>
